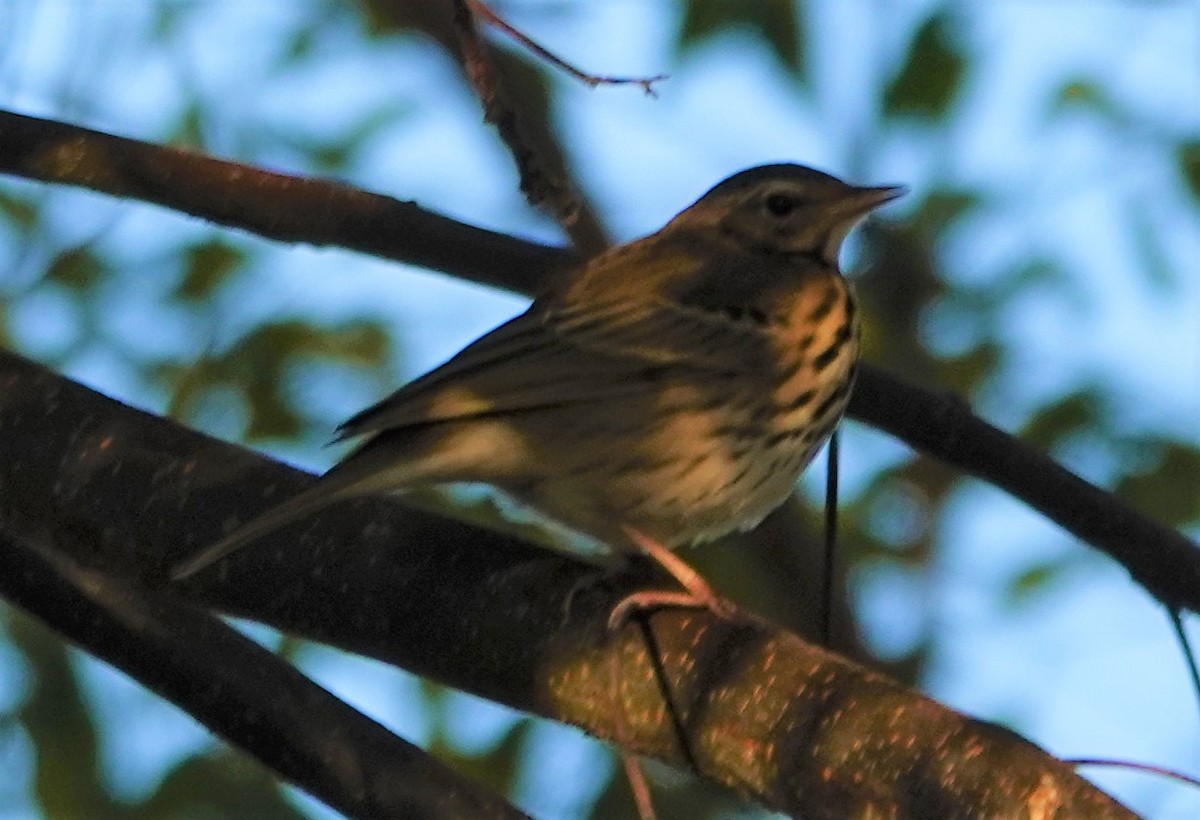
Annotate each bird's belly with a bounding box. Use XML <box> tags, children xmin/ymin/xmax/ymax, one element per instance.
<box><xmin>514</xmin><ymin>399</ymin><xmax>822</xmax><ymax>550</ymax></box>
<box><xmin>491</xmin><ymin>355</ymin><xmax>854</xmax><ymax>552</ymax></box>
<box><xmin>638</xmin><ymin>427</ymin><xmax>819</xmax><ymax>545</ymax></box>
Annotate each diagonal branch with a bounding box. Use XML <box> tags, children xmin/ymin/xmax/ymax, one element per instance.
<box><xmin>1</xmin><ymin>109</ymin><xmax>1195</xmax><ymax>614</ymax></box>
<box><xmin>0</xmin><ymin>350</ymin><xmax>1135</xmax><ymax>818</ymax></box>
<box><xmin>451</xmin><ymin>0</ymin><xmax>604</xmax><ymax>254</ymax></box>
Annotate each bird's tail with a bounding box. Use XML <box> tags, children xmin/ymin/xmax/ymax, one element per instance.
<box><xmin>170</xmin><ymin>477</ymin><xmax>362</xmax><ymax>581</ymax></box>
<box><xmin>171</xmin><ymin>422</ymin><xmax>500</xmax><ymax>581</ymax></box>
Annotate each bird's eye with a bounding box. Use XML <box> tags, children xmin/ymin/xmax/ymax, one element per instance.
<box><xmin>764</xmin><ymin>193</ymin><xmax>799</xmax><ymax>217</ymax></box>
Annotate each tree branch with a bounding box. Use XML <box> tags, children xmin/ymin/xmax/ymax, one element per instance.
<box><xmin>0</xmin><ymin>109</ymin><xmax>561</xmax><ymax>294</ymax></box>
<box><xmin>0</xmin><ymin>350</ymin><xmax>1135</xmax><ymax>818</ymax></box>
<box><xmin>0</xmin><ymin>528</ymin><xmax>525</xmax><ymax>820</ymax></box>
<box><xmin>1</xmin><ymin>108</ymin><xmax>1195</xmax><ymax>615</ymax></box>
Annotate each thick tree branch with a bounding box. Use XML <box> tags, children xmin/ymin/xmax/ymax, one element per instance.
<box><xmin>0</xmin><ymin>350</ymin><xmax>1134</xmax><ymax>818</ymax></box>
<box><xmin>0</xmin><ymin>529</ymin><xmax>525</xmax><ymax>820</ymax></box>
<box><xmin>0</xmin><ymin>110</ymin><xmax>560</xmax><ymax>294</ymax></box>
<box><xmin>850</xmin><ymin>370</ymin><xmax>1200</xmax><ymax>611</ymax></box>
<box><xmin>1</xmin><ymin>108</ymin><xmax>1195</xmax><ymax>614</ymax></box>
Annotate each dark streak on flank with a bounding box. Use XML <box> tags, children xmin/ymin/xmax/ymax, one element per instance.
<box><xmin>784</xmin><ymin>388</ymin><xmax>817</xmax><ymax>411</ymax></box>
<box><xmin>810</xmin><ymin>340</ymin><xmax>842</xmax><ymax>373</ymax></box>
<box><xmin>776</xmin><ymin>355</ymin><xmax>808</xmax><ymax>385</ymax></box>
<box><xmin>680</xmin><ymin>451</ymin><xmax>710</xmax><ymax>472</ymax></box>
<box><xmin>715</xmin><ymin>304</ymin><xmax>772</xmax><ymax>326</ymax></box>
<box><xmin>842</xmin><ymin>290</ymin><xmax>857</xmax><ymax>326</ymax></box>
<box><xmin>810</xmin><ymin>379</ymin><xmax>853</xmax><ymax>423</ymax></box>
<box><xmin>745</xmin><ymin>467</ymin><xmax>780</xmax><ymax>495</ymax></box>
<box><xmin>806</xmin><ymin>283</ymin><xmax>839</xmax><ymax>323</ymax></box>
<box><xmin>763</xmin><ymin>426</ymin><xmax>810</xmax><ymax>448</ymax></box>
<box><xmin>723</xmin><ymin>460</ymin><xmax>756</xmax><ymax>492</ymax></box>
<box><xmin>811</xmin><ymin>319</ymin><xmax>853</xmax><ymax>373</ymax></box>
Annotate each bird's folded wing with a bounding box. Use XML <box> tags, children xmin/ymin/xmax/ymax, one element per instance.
<box><xmin>334</xmin><ymin>298</ymin><xmax>769</xmax><ymax>441</ymax></box>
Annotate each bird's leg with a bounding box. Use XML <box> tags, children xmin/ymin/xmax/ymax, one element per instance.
<box><xmin>608</xmin><ymin>526</ymin><xmax>738</xmax><ymax>631</ymax></box>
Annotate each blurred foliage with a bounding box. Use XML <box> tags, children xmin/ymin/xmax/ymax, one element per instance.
<box><xmin>134</xmin><ymin>754</ymin><xmax>308</xmax><ymax>820</ymax></box>
<box><xmin>160</xmin><ymin>319</ymin><xmax>390</xmax><ymax>441</ymax></box>
<box><xmin>883</xmin><ymin>14</ymin><xmax>966</xmax><ymax>118</ymax></box>
<box><xmin>680</xmin><ymin>0</ymin><xmax>804</xmax><ymax>75</ymax></box>
<box><xmin>9</xmin><ymin>611</ymin><xmax>115</xmax><ymax>820</ymax></box>
<box><xmin>0</xmin><ymin>0</ymin><xmax>1197</xmax><ymax>818</ymax></box>
<box><xmin>1181</xmin><ymin>141</ymin><xmax>1200</xmax><ymax>199</ymax></box>
<box><xmin>4</xmin><ymin>610</ymin><xmax>302</xmax><ymax>820</ymax></box>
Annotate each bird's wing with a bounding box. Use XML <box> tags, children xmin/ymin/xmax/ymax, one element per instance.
<box><xmin>334</xmin><ymin>296</ymin><xmax>772</xmax><ymax>441</ymax></box>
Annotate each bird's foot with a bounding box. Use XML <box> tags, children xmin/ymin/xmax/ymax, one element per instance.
<box><xmin>607</xmin><ymin>587</ymin><xmax>737</xmax><ymax>632</ymax></box>
<box><xmin>605</xmin><ymin>526</ymin><xmax>739</xmax><ymax>631</ymax></box>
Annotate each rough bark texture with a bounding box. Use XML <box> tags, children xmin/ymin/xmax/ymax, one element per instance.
<box><xmin>0</xmin><ymin>350</ymin><xmax>1135</xmax><ymax>818</ymax></box>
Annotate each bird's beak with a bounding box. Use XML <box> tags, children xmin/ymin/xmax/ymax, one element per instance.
<box><xmin>818</xmin><ymin>185</ymin><xmax>907</xmax><ymax>265</ymax></box>
<box><xmin>839</xmin><ymin>184</ymin><xmax>907</xmax><ymax>217</ymax></box>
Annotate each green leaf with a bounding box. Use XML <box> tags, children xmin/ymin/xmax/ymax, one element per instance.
<box><xmin>1047</xmin><ymin>78</ymin><xmax>1120</xmax><ymax>121</ymax></box>
<box><xmin>937</xmin><ymin>340</ymin><xmax>999</xmax><ymax>394</ymax></box>
<box><xmin>0</xmin><ymin>191</ymin><xmax>38</xmax><ymax>230</ymax></box>
<box><xmin>1114</xmin><ymin>442</ymin><xmax>1200</xmax><ymax>525</ymax></box>
<box><xmin>143</xmin><ymin>752</ymin><xmax>306</xmax><ymax>820</ymax></box>
<box><xmin>44</xmin><ymin>247</ymin><xmax>103</xmax><ymax>291</ymax></box>
<box><xmin>187</xmin><ymin>319</ymin><xmax>392</xmax><ymax>441</ymax></box>
<box><xmin>914</xmin><ymin>189</ymin><xmax>978</xmax><ymax>232</ymax></box>
<box><xmin>1005</xmin><ymin>558</ymin><xmax>1074</xmax><ymax>607</ymax></box>
<box><xmin>681</xmin><ymin>0</ymin><xmax>804</xmax><ymax>76</ymax></box>
<box><xmin>1019</xmin><ymin>392</ymin><xmax>1101</xmax><ymax>449</ymax></box>
<box><xmin>321</xmin><ymin>321</ymin><xmax>390</xmax><ymax>366</ymax></box>
<box><xmin>1178</xmin><ymin>141</ymin><xmax>1200</xmax><ymax>201</ymax></box>
<box><xmin>883</xmin><ymin>14</ymin><xmax>966</xmax><ymax>118</ymax></box>
<box><xmin>8</xmin><ymin>613</ymin><xmax>117</xmax><ymax>819</ymax></box>
<box><xmin>433</xmin><ymin>716</ymin><xmax>532</xmax><ymax>798</ymax></box>
<box><xmin>178</xmin><ymin>241</ymin><xmax>244</xmax><ymax>300</ymax></box>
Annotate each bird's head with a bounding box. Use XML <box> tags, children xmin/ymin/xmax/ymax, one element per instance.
<box><xmin>676</xmin><ymin>164</ymin><xmax>905</xmax><ymax>266</ymax></box>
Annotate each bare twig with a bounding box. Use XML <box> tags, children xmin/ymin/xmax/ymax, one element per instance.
<box><xmin>468</xmin><ymin>0</ymin><xmax>667</xmax><ymax>96</ymax></box>
<box><xmin>451</xmin><ymin>0</ymin><xmax>606</xmax><ymax>254</ymax></box>
<box><xmin>821</xmin><ymin>432</ymin><xmax>840</xmax><ymax>648</ymax></box>
<box><xmin>1070</xmin><ymin>759</ymin><xmax>1200</xmax><ymax>791</ymax></box>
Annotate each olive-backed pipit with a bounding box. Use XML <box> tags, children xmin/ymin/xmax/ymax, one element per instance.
<box><xmin>172</xmin><ymin>164</ymin><xmax>904</xmax><ymax>621</ymax></box>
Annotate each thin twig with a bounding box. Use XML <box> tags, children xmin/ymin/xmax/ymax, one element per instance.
<box><xmin>620</xmin><ymin>752</ymin><xmax>657</xmax><ymax>820</ymax></box>
<box><xmin>468</xmin><ymin>0</ymin><xmax>667</xmax><ymax>96</ymax></box>
<box><xmin>451</xmin><ymin>0</ymin><xmax>603</xmax><ymax>253</ymax></box>
<box><xmin>1070</xmin><ymin>758</ymin><xmax>1200</xmax><ymax>790</ymax></box>
<box><xmin>821</xmin><ymin>431</ymin><xmax>840</xmax><ymax>648</ymax></box>
<box><xmin>1167</xmin><ymin>607</ymin><xmax>1200</xmax><ymax>722</ymax></box>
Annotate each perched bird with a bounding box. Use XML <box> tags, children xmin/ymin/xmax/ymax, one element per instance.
<box><xmin>172</xmin><ymin>164</ymin><xmax>903</xmax><ymax>622</ymax></box>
